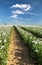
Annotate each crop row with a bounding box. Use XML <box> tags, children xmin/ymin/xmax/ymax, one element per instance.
<box><xmin>0</xmin><ymin>25</ymin><xmax>12</xmax><ymax>65</ymax></box>
<box><xmin>20</xmin><ymin>26</ymin><xmax>42</xmax><ymax>38</ymax></box>
<box><xmin>15</xmin><ymin>26</ymin><xmax>42</xmax><ymax>65</ymax></box>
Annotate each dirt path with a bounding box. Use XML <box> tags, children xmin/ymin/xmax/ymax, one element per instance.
<box><xmin>7</xmin><ymin>28</ymin><xmax>35</xmax><ymax>65</ymax></box>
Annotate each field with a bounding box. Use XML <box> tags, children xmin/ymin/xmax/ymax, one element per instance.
<box><xmin>0</xmin><ymin>25</ymin><xmax>42</xmax><ymax>65</ymax></box>
<box><xmin>0</xmin><ymin>25</ymin><xmax>12</xmax><ymax>65</ymax></box>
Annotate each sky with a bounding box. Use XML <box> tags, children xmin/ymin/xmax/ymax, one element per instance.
<box><xmin>0</xmin><ymin>0</ymin><xmax>42</xmax><ymax>25</ymax></box>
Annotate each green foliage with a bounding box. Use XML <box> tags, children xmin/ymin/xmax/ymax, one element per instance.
<box><xmin>16</xmin><ymin>26</ymin><xmax>42</xmax><ymax>65</ymax></box>
<box><xmin>0</xmin><ymin>25</ymin><xmax>12</xmax><ymax>65</ymax></box>
<box><xmin>21</xmin><ymin>26</ymin><xmax>42</xmax><ymax>38</ymax></box>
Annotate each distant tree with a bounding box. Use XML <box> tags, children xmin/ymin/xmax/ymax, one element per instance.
<box><xmin>4</xmin><ymin>23</ymin><xmax>7</xmax><ymax>25</ymax></box>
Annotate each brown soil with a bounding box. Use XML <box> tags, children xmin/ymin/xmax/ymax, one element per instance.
<box><xmin>7</xmin><ymin>28</ymin><xmax>35</xmax><ymax>65</ymax></box>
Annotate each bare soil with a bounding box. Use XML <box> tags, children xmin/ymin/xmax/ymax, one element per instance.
<box><xmin>7</xmin><ymin>28</ymin><xmax>35</xmax><ymax>65</ymax></box>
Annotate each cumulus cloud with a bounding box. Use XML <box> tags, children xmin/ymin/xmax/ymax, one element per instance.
<box><xmin>12</xmin><ymin>10</ymin><xmax>24</xmax><ymax>14</ymax></box>
<box><xmin>10</xmin><ymin>14</ymin><xmax>18</xmax><ymax>18</ymax></box>
<box><xmin>10</xmin><ymin>4</ymin><xmax>36</xmax><ymax>19</ymax></box>
<box><xmin>11</xmin><ymin>4</ymin><xmax>31</xmax><ymax>11</ymax></box>
<box><xmin>24</xmin><ymin>4</ymin><xmax>31</xmax><ymax>11</ymax></box>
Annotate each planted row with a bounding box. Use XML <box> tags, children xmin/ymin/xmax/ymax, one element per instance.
<box><xmin>0</xmin><ymin>26</ymin><xmax>12</xmax><ymax>65</ymax></box>
<box><xmin>15</xmin><ymin>26</ymin><xmax>42</xmax><ymax>65</ymax></box>
<box><xmin>20</xmin><ymin>26</ymin><xmax>42</xmax><ymax>38</ymax></box>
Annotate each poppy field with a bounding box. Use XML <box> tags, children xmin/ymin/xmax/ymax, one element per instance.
<box><xmin>0</xmin><ymin>25</ymin><xmax>42</xmax><ymax>65</ymax></box>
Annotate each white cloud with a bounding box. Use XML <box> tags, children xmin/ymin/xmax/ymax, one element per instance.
<box><xmin>10</xmin><ymin>14</ymin><xmax>18</xmax><ymax>18</ymax></box>
<box><xmin>11</xmin><ymin>4</ymin><xmax>27</xmax><ymax>8</ymax></box>
<box><xmin>11</xmin><ymin>4</ymin><xmax>31</xmax><ymax>11</ymax></box>
<box><xmin>24</xmin><ymin>4</ymin><xmax>31</xmax><ymax>11</ymax></box>
<box><xmin>10</xmin><ymin>4</ymin><xmax>37</xmax><ymax>20</ymax></box>
<box><xmin>12</xmin><ymin>10</ymin><xmax>24</xmax><ymax>14</ymax></box>
<box><xmin>27</xmin><ymin>12</ymin><xmax>37</xmax><ymax>16</ymax></box>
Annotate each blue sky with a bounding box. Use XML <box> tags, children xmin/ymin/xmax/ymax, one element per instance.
<box><xmin>0</xmin><ymin>0</ymin><xmax>42</xmax><ymax>25</ymax></box>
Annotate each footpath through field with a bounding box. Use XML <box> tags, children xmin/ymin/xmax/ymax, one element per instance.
<box><xmin>7</xmin><ymin>27</ymin><xmax>35</xmax><ymax>65</ymax></box>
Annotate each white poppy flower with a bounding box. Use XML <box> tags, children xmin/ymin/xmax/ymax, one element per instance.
<box><xmin>3</xmin><ymin>31</ymin><xmax>6</xmax><ymax>36</ymax></box>
<box><xmin>35</xmin><ymin>49</ymin><xmax>38</xmax><ymax>52</ymax></box>
<box><xmin>32</xmin><ymin>40</ymin><xmax>38</xmax><ymax>44</ymax></box>
<box><xmin>4</xmin><ymin>39</ymin><xmax>6</xmax><ymax>43</ymax></box>
<box><xmin>0</xmin><ymin>46</ymin><xmax>4</xmax><ymax>49</ymax></box>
